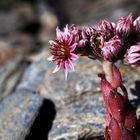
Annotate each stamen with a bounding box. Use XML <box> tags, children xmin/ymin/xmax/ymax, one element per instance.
<box><xmin>57</xmin><ymin>45</ymin><xmax>67</xmax><ymax>56</ymax></box>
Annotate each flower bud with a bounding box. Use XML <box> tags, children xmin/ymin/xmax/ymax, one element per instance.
<box><xmin>133</xmin><ymin>16</ymin><xmax>140</xmax><ymax>33</ymax></box>
<box><xmin>70</xmin><ymin>25</ymin><xmax>88</xmax><ymax>48</ymax></box>
<box><xmin>97</xmin><ymin>20</ymin><xmax>114</xmax><ymax>32</ymax></box>
<box><xmin>102</xmin><ymin>37</ymin><xmax>123</xmax><ymax>61</ymax></box>
<box><xmin>86</xmin><ymin>27</ymin><xmax>96</xmax><ymax>37</ymax></box>
<box><xmin>116</xmin><ymin>13</ymin><xmax>133</xmax><ymax>38</ymax></box>
<box><xmin>124</xmin><ymin>45</ymin><xmax>140</xmax><ymax>67</ymax></box>
<box><xmin>96</xmin><ymin>20</ymin><xmax>115</xmax><ymax>41</ymax></box>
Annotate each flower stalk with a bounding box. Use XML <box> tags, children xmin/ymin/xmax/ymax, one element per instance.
<box><xmin>99</xmin><ymin>61</ymin><xmax>140</xmax><ymax>139</ymax></box>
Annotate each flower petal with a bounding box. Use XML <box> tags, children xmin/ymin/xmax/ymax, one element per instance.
<box><xmin>133</xmin><ymin>16</ymin><xmax>140</xmax><ymax>33</ymax></box>
<box><xmin>68</xmin><ymin>59</ymin><xmax>74</xmax><ymax>71</ymax></box>
<box><xmin>52</xmin><ymin>61</ymin><xmax>62</xmax><ymax>73</ymax></box>
<box><xmin>63</xmin><ymin>61</ymin><xmax>68</xmax><ymax>80</ymax></box>
<box><xmin>128</xmin><ymin>57</ymin><xmax>140</xmax><ymax>64</ymax></box>
<box><xmin>49</xmin><ymin>40</ymin><xmax>58</xmax><ymax>46</ymax></box>
<box><xmin>56</xmin><ymin>27</ymin><xmax>63</xmax><ymax>42</ymax></box>
<box><xmin>69</xmin><ymin>44</ymin><xmax>77</xmax><ymax>52</ymax></box>
<box><xmin>127</xmin><ymin>53</ymin><xmax>140</xmax><ymax>59</ymax></box>
<box><xmin>70</xmin><ymin>53</ymin><xmax>78</xmax><ymax>61</ymax></box>
<box><xmin>48</xmin><ymin>55</ymin><xmax>55</xmax><ymax>61</ymax></box>
<box><xmin>64</xmin><ymin>24</ymin><xmax>69</xmax><ymax>34</ymax></box>
<box><xmin>63</xmin><ymin>25</ymin><xmax>71</xmax><ymax>42</ymax></box>
<box><xmin>68</xmin><ymin>35</ymin><xmax>73</xmax><ymax>45</ymax></box>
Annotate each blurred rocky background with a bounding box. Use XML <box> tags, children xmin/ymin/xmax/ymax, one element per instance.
<box><xmin>0</xmin><ymin>0</ymin><xmax>140</xmax><ymax>140</ymax></box>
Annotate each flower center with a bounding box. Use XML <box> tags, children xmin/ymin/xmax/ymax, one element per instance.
<box><xmin>57</xmin><ymin>45</ymin><xmax>69</xmax><ymax>59</ymax></box>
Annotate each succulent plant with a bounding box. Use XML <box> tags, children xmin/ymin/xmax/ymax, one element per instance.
<box><xmin>48</xmin><ymin>13</ymin><xmax>140</xmax><ymax>139</ymax></box>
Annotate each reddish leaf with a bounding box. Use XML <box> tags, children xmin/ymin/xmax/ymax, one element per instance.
<box><xmin>120</xmin><ymin>84</ymin><xmax>128</xmax><ymax>101</ymax></box>
<box><xmin>108</xmin><ymin>90</ymin><xmax>126</xmax><ymax>123</ymax></box>
<box><xmin>100</xmin><ymin>77</ymin><xmax>113</xmax><ymax>107</ymax></box>
<box><xmin>109</xmin><ymin>117</ymin><xmax>122</xmax><ymax>140</ymax></box>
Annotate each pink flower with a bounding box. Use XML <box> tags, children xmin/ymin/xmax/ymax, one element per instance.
<box><xmin>124</xmin><ymin>45</ymin><xmax>140</xmax><ymax>67</ymax></box>
<box><xmin>97</xmin><ymin>20</ymin><xmax>114</xmax><ymax>37</ymax></box>
<box><xmin>70</xmin><ymin>25</ymin><xmax>88</xmax><ymax>48</ymax></box>
<box><xmin>101</xmin><ymin>37</ymin><xmax>123</xmax><ymax>61</ymax></box>
<box><xmin>96</xmin><ymin>20</ymin><xmax>114</xmax><ymax>32</ymax></box>
<box><xmin>70</xmin><ymin>25</ymin><xmax>98</xmax><ymax>59</ymax></box>
<box><xmin>116</xmin><ymin>13</ymin><xmax>133</xmax><ymax>38</ymax></box>
<box><xmin>96</xmin><ymin>20</ymin><xmax>115</xmax><ymax>43</ymax></box>
<box><xmin>48</xmin><ymin>25</ymin><xmax>78</xmax><ymax>80</ymax></box>
<box><xmin>133</xmin><ymin>16</ymin><xmax>140</xmax><ymax>33</ymax></box>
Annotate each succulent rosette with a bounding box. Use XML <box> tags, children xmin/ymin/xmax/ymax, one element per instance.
<box><xmin>124</xmin><ymin>45</ymin><xmax>140</xmax><ymax>67</ymax></box>
<box><xmin>133</xmin><ymin>16</ymin><xmax>140</xmax><ymax>33</ymax></box>
<box><xmin>96</xmin><ymin>20</ymin><xmax>115</xmax><ymax>41</ymax></box>
<box><xmin>115</xmin><ymin>13</ymin><xmax>134</xmax><ymax>38</ymax></box>
<box><xmin>101</xmin><ymin>36</ymin><xmax>123</xmax><ymax>61</ymax></box>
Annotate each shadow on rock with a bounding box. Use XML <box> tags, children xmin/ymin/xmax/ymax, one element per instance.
<box><xmin>25</xmin><ymin>99</ymin><xmax>56</xmax><ymax>140</ymax></box>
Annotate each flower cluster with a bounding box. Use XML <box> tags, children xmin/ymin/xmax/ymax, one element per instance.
<box><xmin>48</xmin><ymin>13</ymin><xmax>140</xmax><ymax>79</ymax></box>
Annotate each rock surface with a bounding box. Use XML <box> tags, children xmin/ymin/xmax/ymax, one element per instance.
<box><xmin>0</xmin><ymin>90</ymin><xmax>43</xmax><ymax>140</ymax></box>
<box><xmin>0</xmin><ymin>58</ymin><xmax>52</xmax><ymax>139</ymax></box>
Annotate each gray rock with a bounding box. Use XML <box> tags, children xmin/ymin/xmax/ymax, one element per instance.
<box><xmin>0</xmin><ymin>58</ymin><xmax>52</xmax><ymax>140</ymax></box>
<box><xmin>0</xmin><ymin>56</ymin><xmax>28</xmax><ymax>100</ymax></box>
<box><xmin>0</xmin><ymin>91</ymin><xmax>43</xmax><ymax>140</ymax></box>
